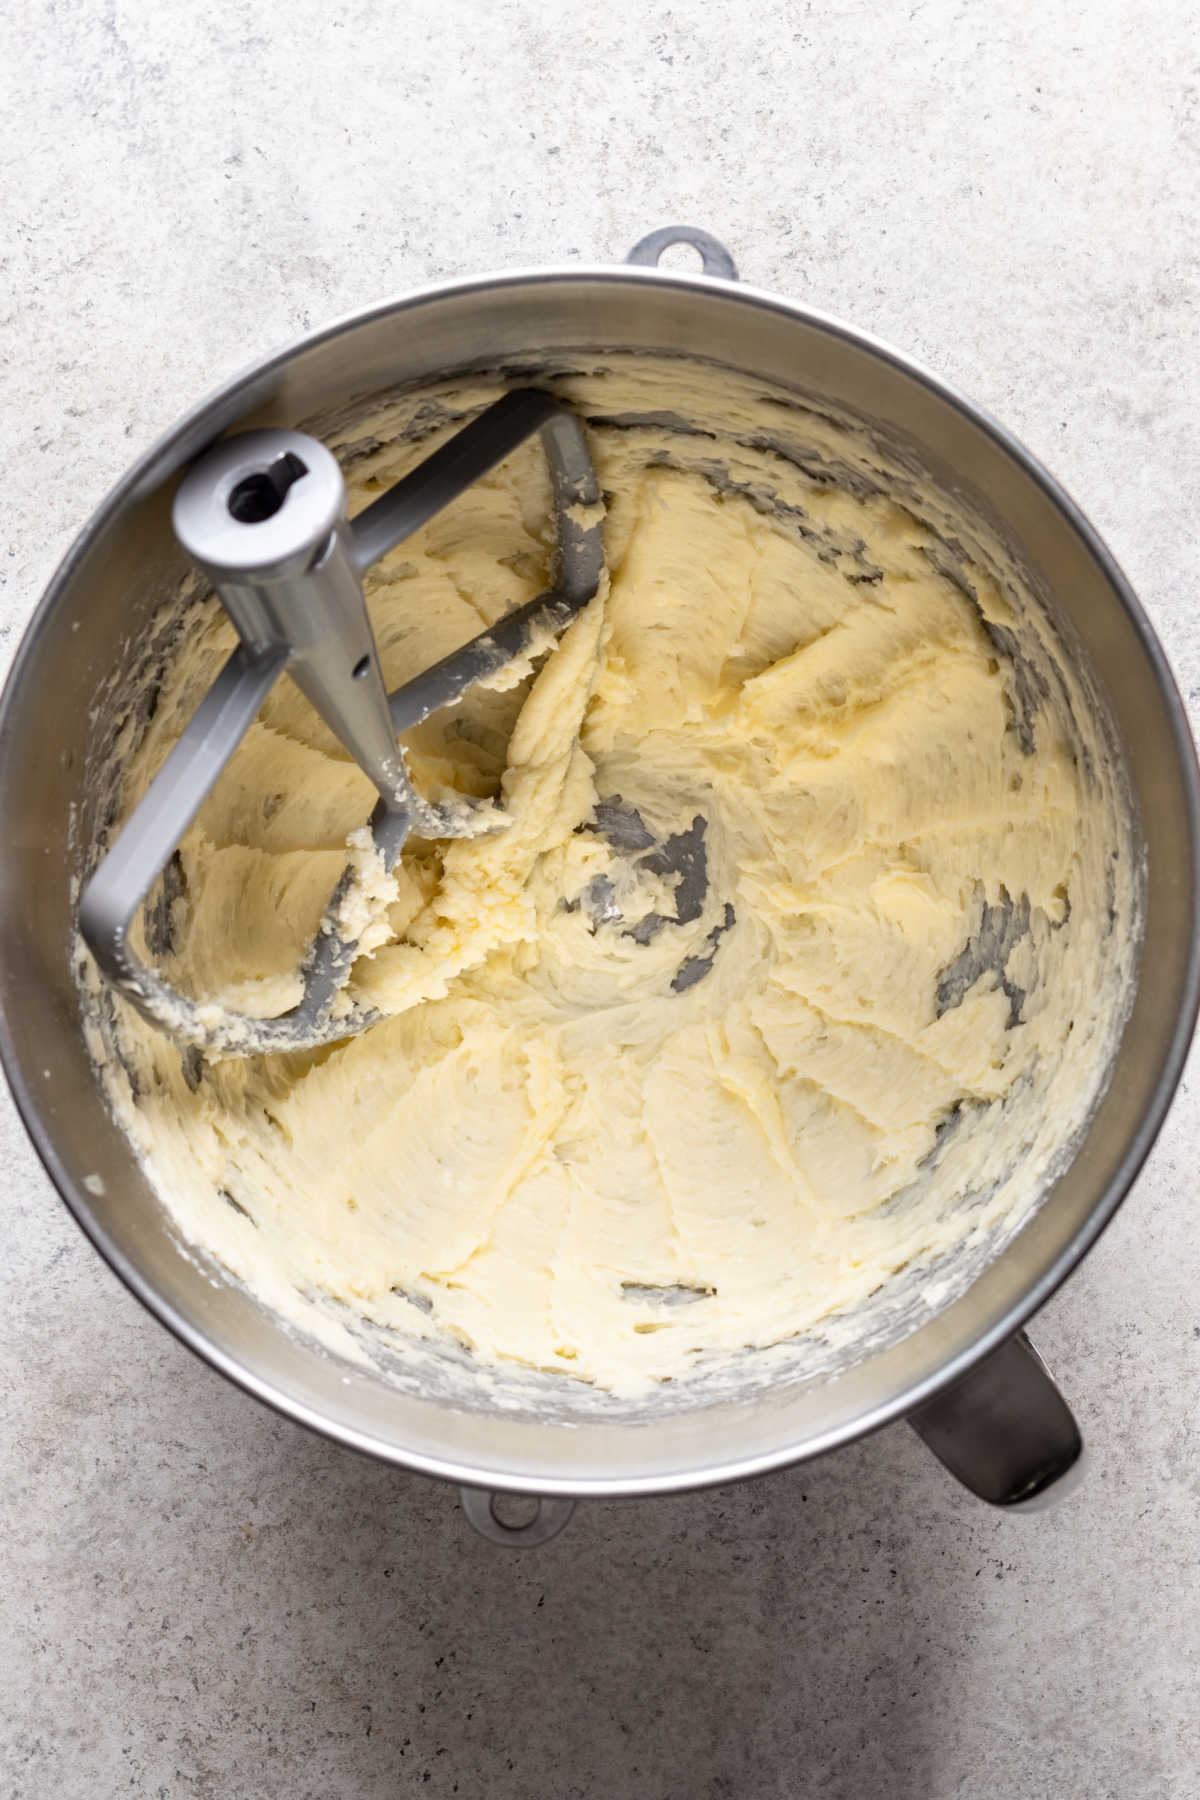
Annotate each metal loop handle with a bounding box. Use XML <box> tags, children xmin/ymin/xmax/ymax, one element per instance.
<box><xmin>626</xmin><ymin>226</ymin><xmax>739</xmax><ymax>281</ymax></box>
<box><xmin>459</xmin><ymin>1488</ymin><xmax>576</xmax><ymax>1547</ymax></box>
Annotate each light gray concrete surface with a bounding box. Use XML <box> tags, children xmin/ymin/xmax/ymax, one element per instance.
<box><xmin>2</xmin><ymin>1</ymin><xmax>1198</xmax><ymax>1795</ymax></box>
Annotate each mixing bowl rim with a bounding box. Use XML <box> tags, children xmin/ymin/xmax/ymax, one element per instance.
<box><xmin>3</xmin><ymin>258</ymin><xmax>1198</xmax><ymax>1497</ymax></box>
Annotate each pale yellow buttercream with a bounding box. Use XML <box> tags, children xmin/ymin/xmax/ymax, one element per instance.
<box><xmin>85</xmin><ymin>358</ymin><xmax>1136</xmax><ymax>1397</ymax></box>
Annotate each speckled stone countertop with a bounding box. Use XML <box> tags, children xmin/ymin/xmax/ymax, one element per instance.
<box><xmin>2</xmin><ymin>2</ymin><xmax>1198</xmax><ymax>1795</ymax></box>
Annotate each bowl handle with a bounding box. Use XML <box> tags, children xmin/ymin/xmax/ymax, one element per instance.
<box><xmin>908</xmin><ymin>1330</ymin><xmax>1085</xmax><ymax>1510</ymax></box>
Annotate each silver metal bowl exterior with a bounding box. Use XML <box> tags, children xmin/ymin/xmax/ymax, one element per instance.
<box><xmin>1</xmin><ymin>261</ymin><xmax>1197</xmax><ymax>1499</ymax></box>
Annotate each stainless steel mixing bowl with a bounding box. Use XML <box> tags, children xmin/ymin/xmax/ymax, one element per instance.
<box><xmin>3</xmin><ymin>228</ymin><xmax>1197</xmax><ymax>1544</ymax></box>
